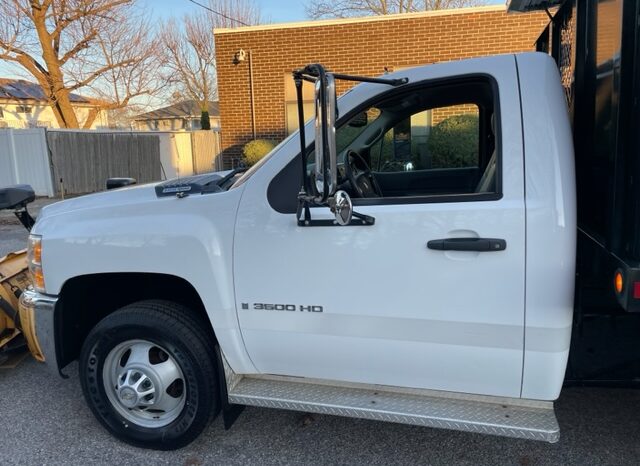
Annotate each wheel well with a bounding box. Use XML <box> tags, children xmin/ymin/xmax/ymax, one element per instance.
<box><xmin>56</xmin><ymin>273</ymin><xmax>216</xmax><ymax>369</ymax></box>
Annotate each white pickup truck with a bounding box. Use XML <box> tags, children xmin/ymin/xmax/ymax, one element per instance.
<box><xmin>18</xmin><ymin>51</ymin><xmax>577</xmax><ymax>449</ymax></box>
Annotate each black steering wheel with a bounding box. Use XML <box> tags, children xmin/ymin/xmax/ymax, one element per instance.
<box><xmin>344</xmin><ymin>150</ymin><xmax>383</xmax><ymax>198</ymax></box>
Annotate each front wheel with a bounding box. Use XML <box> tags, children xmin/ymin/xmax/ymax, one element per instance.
<box><xmin>79</xmin><ymin>300</ymin><xmax>219</xmax><ymax>450</ymax></box>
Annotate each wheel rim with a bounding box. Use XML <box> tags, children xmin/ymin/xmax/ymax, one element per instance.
<box><xmin>102</xmin><ymin>339</ymin><xmax>186</xmax><ymax>428</ymax></box>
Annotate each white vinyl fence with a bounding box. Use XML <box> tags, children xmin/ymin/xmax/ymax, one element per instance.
<box><xmin>0</xmin><ymin>129</ymin><xmax>222</xmax><ymax>197</ymax></box>
<box><xmin>0</xmin><ymin>129</ymin><xmax>55</xmax><ymax>196</ymax></box>
<box><xmin>157</xmin><ymin>131</ymin><xmax>223</xmax><ymax>179</ymax></box>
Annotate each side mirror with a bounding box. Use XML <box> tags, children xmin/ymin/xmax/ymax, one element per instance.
<box><xmin>106</xmin><ymin>177</ymin><xmax>137</xmax><ymax>190</ymax></box>
<box><xmin>293</xmin><ymin>64</ymin><xmax>405</xmax><ymax>227</ymax></box>
<box><xmin>330</xmin><ymin>190</ymin><xmax>353</xmax><ymax>225</ymax></box>
<box><xmin>313</xmin><ymin>72</ymin><xmax>337</xmax><ymax>201</ymax></box>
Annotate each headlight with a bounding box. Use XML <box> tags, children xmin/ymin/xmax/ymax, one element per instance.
<box><xmin>27</xmin><ymin>234</ymin><xmax>45</xmax><ymax>293</ymax></box>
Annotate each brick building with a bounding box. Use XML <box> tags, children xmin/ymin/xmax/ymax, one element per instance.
<box><xmin>214</xmin><ymin>5</ymin><xmax>549</xmax><ymax>167</ymax></box>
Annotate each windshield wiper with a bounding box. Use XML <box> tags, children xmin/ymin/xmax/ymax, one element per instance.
<box><xmin>216</xmin><ymin>167</ymin><xmax>249</xmax><ymax>190</ymax></box>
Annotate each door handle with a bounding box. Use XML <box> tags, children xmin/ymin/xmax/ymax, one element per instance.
<box><xmin>427</xmin><ymin>237</ymin><xmax>506</xmax><ymax>252</ymax></box>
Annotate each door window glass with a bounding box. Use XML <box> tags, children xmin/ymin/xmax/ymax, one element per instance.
<box><xmin>267</xmin><ymin>77</ymin><xmax>499</xmax><ymax>214</ymax></box>
<box><xmin>369</xmin><ymin>105</ymin><xmax>480</xmax><ymax>174</ymax></box>
<box><xmin>335</xmin><ymin>80</ymin><xmax>497</xmax><ymax>199</ymax></box>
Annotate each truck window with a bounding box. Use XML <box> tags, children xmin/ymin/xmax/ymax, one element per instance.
<box><xmin>267</xmin><ymin>77</ymin><xmax>499</xmax><ymax>214</ymax></box>
<box><xmin>369</xmin><ymin>105</ymin><xmax>480</xmax><ymax>174</ymax></box>
<box><xmin>339</xmin><ymin>79</ymin><xmax>497</xmax><ymax>201</ymax></box>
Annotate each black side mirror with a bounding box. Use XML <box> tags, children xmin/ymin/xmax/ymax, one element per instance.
<box><xmin>106</xmin><ymin>178</ymin><xmax>137</xmax><ymax>190</ymax></box>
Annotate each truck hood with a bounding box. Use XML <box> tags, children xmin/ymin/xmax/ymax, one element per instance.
<box><xmin>39</xmin><ymin>182</ymin><xmax>160</xmax><ymax>219</ymax></box>
<box><xmin>38</xmin><ymin>170</ymin><xmax>234</xmax><ymax>220</ymax></box>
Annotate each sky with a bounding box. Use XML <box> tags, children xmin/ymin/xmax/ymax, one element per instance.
<box><xmin>141</xmin><ymin>0</ymin><xmax>308</xmax><ymax>24</ymax></box>
<box><xmin>144</xmin><ymin>0</ymin><xmax>504</xmax><ymax>25</ymax></box>
<box><xmin>0</xmin><ymin>0</ymin><xmax>312</xmax><ymax>80</ymax></box>
<box><xmin>0</xmin><ymin>0</ymin><xmax>505</xmax><ymax>83</ymax></box>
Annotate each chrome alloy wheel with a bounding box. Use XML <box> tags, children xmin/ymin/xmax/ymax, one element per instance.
<box><xmin>103</xmin><ymin>339</ymin><xmax>186</xmax><ymax>428</ymax></box>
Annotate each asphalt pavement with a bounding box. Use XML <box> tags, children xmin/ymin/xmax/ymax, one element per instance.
<box><xmin>2</xmin><ymin>204</ymin><xmax>640</xmax><ymax>465</ymax></box>
<box><xmin>0</xmin><ymin>358</ymin><xmax>639</xmax><ymax>465</ymax></box>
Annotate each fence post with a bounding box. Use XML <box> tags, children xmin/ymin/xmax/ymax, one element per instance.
<box><xmin>39</xmin><ymin>129</ymin><xmax>55</xmax><ymax>197</ymax></box>
<box><xmin>8</xmin><ymin>129</ymin><xmax>20</xmax><ymax>184</ymax></box>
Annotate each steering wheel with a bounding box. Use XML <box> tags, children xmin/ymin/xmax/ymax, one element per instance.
<box><xmin>344</xmin><ymin>150</ymin><xmax>383</xmax><ymax>198</ymax></box>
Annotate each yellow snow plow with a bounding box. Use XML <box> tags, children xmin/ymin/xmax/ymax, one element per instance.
<box><xmin>0</xmin><ymin>185</ymin><xmax>44</xmax><ymax>362</ymax></box>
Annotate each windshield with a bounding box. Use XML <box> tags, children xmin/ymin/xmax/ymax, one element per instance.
<box><xmin>231</xmin><ymin>130</ymin><xmax>299</xmax><ymax>188</ymax></box>
<box><xmin>232</xmin><ymin>106</ymin><xmax>382</xmax><ymax>189</ymax></box>
<box><xmin>309</xmin><ymin>107</ymin><xmax>382</xmax><ymax>168</ymax></box>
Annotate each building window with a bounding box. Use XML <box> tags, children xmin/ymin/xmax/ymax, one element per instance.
<box><xmin>0</xmin><ymin>107</ymin><xmax>4</xmax><ymax>118</ymax></box>
<box><xmin>284</xmin><ymin>74</ymin><xmax>315</xmax><ymax>135</ymax></box>
<box><xmin>15</xmin><ymin>105</ymin><xmax>33</xmax><ymax>114</ymax></box>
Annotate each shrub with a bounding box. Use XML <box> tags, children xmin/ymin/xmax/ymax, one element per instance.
<box><xmin>242</xmin><ymin>139</ymin><xmax>277</xmax><ymax>166</ymax></box>
<box><xmin>427</xmin><ymin>114</ymin><xmax>479</xmax><ymax>168</ymax></box>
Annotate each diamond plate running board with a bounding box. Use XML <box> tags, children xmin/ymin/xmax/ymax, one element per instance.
<box><xmin>228</xmin><ymin>375</ymin><xmax>559</xmax><ymax>443</ymax></box>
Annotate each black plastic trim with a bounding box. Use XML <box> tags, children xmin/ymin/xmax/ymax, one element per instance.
<box><xmin>214</xmin><ymin>345</ymin><xmax>245</xmax><ymax>430</ymax></box>
<box><xmin>427</xmin><ymin>237</ymin><xmax>507</xmax><ymax>252</ymax></box>
<box><xmin>352</xmin><ymin>191</ymin><xmax>502</xmax><ymax>207</ymax></box>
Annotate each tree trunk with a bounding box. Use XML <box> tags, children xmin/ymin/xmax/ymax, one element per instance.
<box><xmin>50</xmin><ymin>90</ymin><xmax>80</xmax><ymax>128</ymax></box>
<box><xmin>32</xmin><ymin>5</ymin><xmax>80</xmax><ymax>128</ymax></box>
<box><xmin>82</xmin><ymin>107</ymin><xmax>101</xmax><ymax>129</ymax></box>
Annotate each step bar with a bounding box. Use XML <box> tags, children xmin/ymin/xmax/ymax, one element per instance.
<box><xmin>223</xmin><ymin>363</ymin><xmax>559</xmax><ymax>443</ymax></box>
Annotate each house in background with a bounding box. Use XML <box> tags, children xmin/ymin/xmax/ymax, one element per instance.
<box><xmin>213</xmin><ymin>4</ymin><xmax>550</xmax><ymax>168</ymax></box>
<box><xmin>132</xmin><ymin>100</ymin><xmax>220</xmax><ymax>131</ymax></box>
<box><xmin>0</xmin><ymin>78</ymin><xmax>108</xmax><ymax>129</ymax></box>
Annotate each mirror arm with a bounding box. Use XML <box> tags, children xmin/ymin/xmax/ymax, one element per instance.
<box><xmin>294</xmin><ymin>73</ymin><xmax>310</xmax><ymax>196</ymax></box>
<box><xmin>296</xmin><ymin>209</ymin><xmax>375</xmax><ymax>227</ymax></box>
<box><xmin>352</xmin><ymin>211</ymin><xmax>375</xmax><ymax>225</ymax></box>
<box><xmin>332</xmin><ymin>73</ymin><xmax>408</xmax><ymax>87</ymax></box>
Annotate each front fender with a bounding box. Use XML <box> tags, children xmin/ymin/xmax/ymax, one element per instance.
<box><xmin>34</xmin><ymin>187</ymin><xmax>255</xmax><ymax>373</ymax></box>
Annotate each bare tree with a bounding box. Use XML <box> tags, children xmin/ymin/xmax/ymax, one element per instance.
<box><xmin>160</xmin><ymin>0</ymin><xmax>262</xmax><ymax>129</ymax></box>
<box><xmin>306</xmin><ymin>0</ymin><xmax>485</xmax><ymax>19</ymax></box>
<box><xmin>0</xmin><ymin>0</ymin><xmax>162</xmax><ymax>128</ymax></box>
<box><xmin>206</xmin><ymin>0</ymin><xmax>262</xmax><ymax>28</ymax></box>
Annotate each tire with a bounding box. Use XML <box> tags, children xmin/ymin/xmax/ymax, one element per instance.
<box><xmin>79</xmin><ymin>300</ymin><xmax>219</xmax><ymax>450</ymax></box>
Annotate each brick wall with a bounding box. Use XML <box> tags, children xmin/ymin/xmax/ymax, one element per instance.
<box><xmin>214</xmin><ymin>6</ymin><xmax>549</xmax><ymax>167</ymax></box>
<box><xmin>432</xmin><ymin>103</ymin><xmax>478</xmax><ymax>125</ymax></box>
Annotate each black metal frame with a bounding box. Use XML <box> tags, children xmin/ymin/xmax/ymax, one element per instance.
<box><xmin>620</xmin><ymin>0</ymin><xmax>640</xmax><ymax>260</ymax></box>
<box><xmin>13</xmin><ymin>207</ymin><xmax>35</xmax><ymax>231</ymax></box>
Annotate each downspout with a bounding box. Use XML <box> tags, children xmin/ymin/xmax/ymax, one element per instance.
<box><xmin>248</xmin><ymin>50</ymin><xmax>256</xmax><ymax>140</ymax></box>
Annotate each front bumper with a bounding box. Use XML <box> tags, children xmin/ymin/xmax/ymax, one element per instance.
<box><xmin>18</xmin><ymin>287</ymin><xmax>58</xmax><ymax>368</ymax></box>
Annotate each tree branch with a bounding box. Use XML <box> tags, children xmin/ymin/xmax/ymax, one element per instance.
<box><xmin>51</xmin><ymin>0</ymin><xmax>131</xmax><ymax>40</ymax></box>
<box><xmin>59</xmin><ymin>30</ymin><xmax>97</xmax><ymax>65</ymax></box>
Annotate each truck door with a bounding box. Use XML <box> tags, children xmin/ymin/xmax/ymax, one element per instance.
<box><xmin>233</xmin><ymin>63</ymin><xmax>526</xmax><ymax>398</ymax></box>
